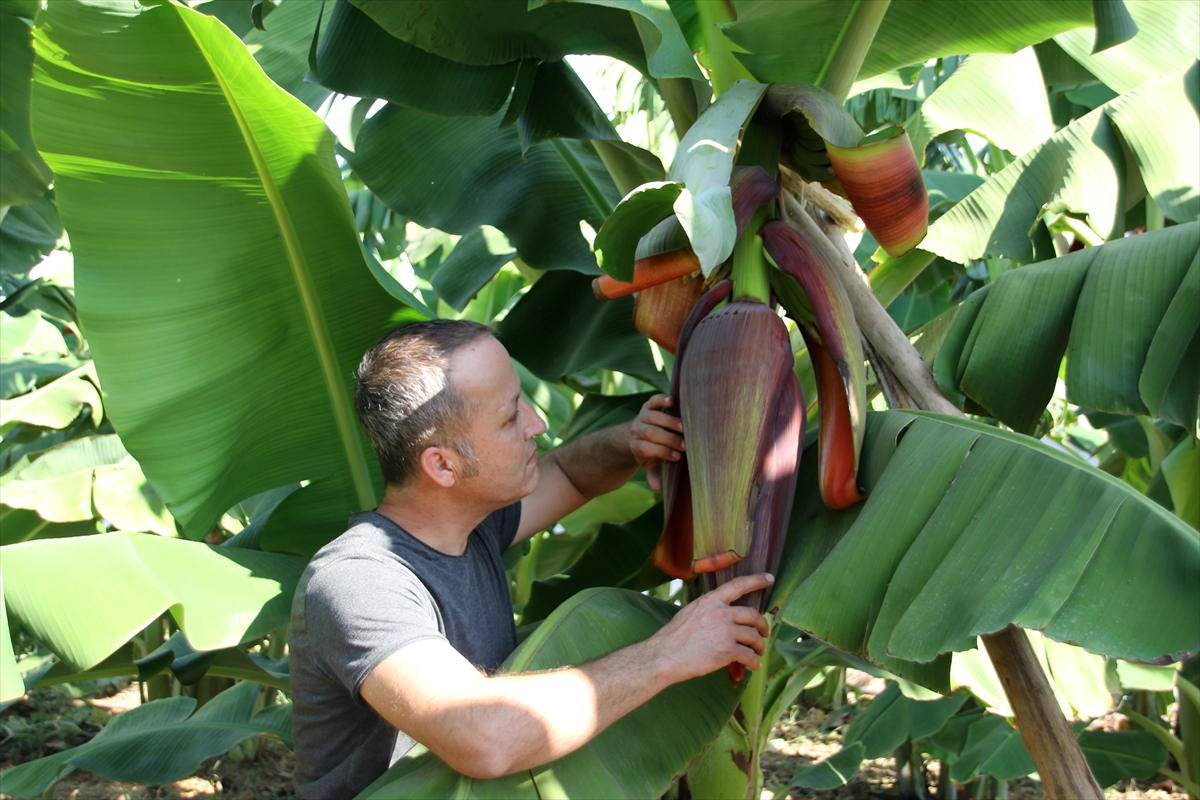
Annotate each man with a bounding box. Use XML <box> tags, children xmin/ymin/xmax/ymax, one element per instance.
<box><xmin>290</xmin><ymin>320</ymin><xmax>772</xmax><ymax>798</ymax></box>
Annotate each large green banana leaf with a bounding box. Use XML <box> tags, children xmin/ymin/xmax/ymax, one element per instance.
<box><xmin>922</xmin><ymin>60</ymin><xmax>1199</xmax><ymax>266</ymax></box>
<box><xmin>908</xmin><ymin>48</ymin><xmax>1056</xmax><ymax>162</ymax></box>
<box><xmin>1054</xmin><ymin>0</ymin><xmax>1199</xmax><ymax>93</ymax></box>
<box><xmin>0</xmin><ymin>193</ymin><xmax>61</xmax><ymax>275</ymax></box>
<box><xmin>0</xmin><ymin>362</ymin><xmax>98</xmax><ymax>430</ymax></box>
<box><xmin>521</xmin><ymin>502</ymin><xmax>663</xmax><ymax>623</ymax></box>
<box><xmin>532</xmin><ymin>0</ymin><xmax>704</xmax><ymax>81</ymax></box>
<box><xmin>241</xmin><ymin>0</ymin><xmax>329</xmax><ymax>110</ymax></box>
<box><xmin>496</xmin><ymin>271</ymin><xmax>665</xmax><ymax>387</ymax></box>
<box><xmin>356</xmin><ymin>587</ymin><xmax>739</xmax><ymax>800</ymax></box>
<box><xmin>0</xmin><ymin>681</ymin><xmax>291</xmax><ymax>799</ymax></box>
<box><xmin>31</xmin><ymin>0</ymin><xmax>402</xmax><ymax>556</ymax></box>
<box><xmin>0</xmin><ymin>570</ymin><xmax>22</xmax><ymax>701</ymax></box>
<box><xmin>774</xmin><ymin>411</ymin><xmax>1198</xmax><ymax>690</ymax></box>
<box><xmin>347</xmin><ymin>0</ymin><xmax>646</xmax><ymax>72</ymax></box>
<box><xmin>0</xmin><ymin>0</ymin><xmax>51</xmax><ymax>207</ymax></box>
<box><xmin>1</xmin><ymin>434</ymin><xmax>175</xmax><ymax>537</ymax></box>
<box><xmin>348</xmin><ymin>103</ymin><xmax>619</xmax><ymax>275</ymax></box>
<box><xmin>513</xmin><ymin>60</ymin><xmax>620</xmax><ymax>154</ymax></box>
<box><xmin>935</xmin><ymin>223</ymin><xmax>1199</xmax><ymax>433</ymax></box>
<box><xmin>312</xmin><ymin>0</ymin><xmax>519</xmax><ymax>118</ymax></box>
<box><xmin>725</xmin><ymin>0</ymin><xmax>1096</xmax><ymax>86</ymax></box>
<box><xmin>1</xmin><ymin>530</ymin><xmax>305</xmax><ymax>681</ymax></box>
<box><xmin>20</xmin><ymin>635</ymin><xmax>290</xmax><ymax>696</ymax></box>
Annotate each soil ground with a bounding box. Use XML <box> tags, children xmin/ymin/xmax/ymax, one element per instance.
<box><xmin>1</xmin><ymin>681</ymin><xmax>1190</xmax><ymax>799</ymax></box>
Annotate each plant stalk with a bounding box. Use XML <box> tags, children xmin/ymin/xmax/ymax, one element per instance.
<box><xmin>659</xmin><ymin>78</ymin><xmax>699</xmax><ymax>139</ymax></box>
<box><xmin>818</xmin><ymin>0</ymin><xmax>892</xmax><ymax>103</ymax></box>
<box><xmin>938</xmin><ymin>760</ymin><xmax>958</xmax><ymax>799</ymax></box>
<box><xmin>1147</xmin><ymin>195</ymin><xmax>1165</xmax><ymax>232</ymax></box>
<box><xmin>695</xmin><ymin>0</ymin><xmax>754</xmax><ymax>96</ymax></box>
<box><xmin>779</xmin><ymin>188</ymin><xmax>1105</xmax><ymax>800</ymax></box>
<box><xmin>591</xmin><ymin>139</ymin><xmax>642</xmax><ymax>197</ymax></box>
<box><xmin>730</xmin><ymin>207</ymin><xmax>771</xmax><ymax>303</ymax></box>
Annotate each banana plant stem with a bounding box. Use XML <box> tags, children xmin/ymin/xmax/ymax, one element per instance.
<box><xmin>780</xmin><ymin>188</ymin><xmax>1105</xmax><ymax>800</ymax></box>
<box><xmin>659</xmin><ymin>78</ymin><xmax>699</xmax><ymax>139</ymax></box>
<box><xmin>731</xmin><ymin>207</ymin><xmax>771</xmax><ymax>303</ymax></box>
<box><xmin>818</xmin><ymin>0</ymin><xmax>892</xmax><ymax>102</ymax></box>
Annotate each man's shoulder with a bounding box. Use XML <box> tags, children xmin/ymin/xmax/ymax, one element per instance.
<box><xmin>301</xmin><ymin>513</ymin><xmax>425</xmax><ymax>601</ymax></box>
<box><xmin>310</xmin><ymin>511</ymin><xmax>403</xmax><ymax>565</ymax></box>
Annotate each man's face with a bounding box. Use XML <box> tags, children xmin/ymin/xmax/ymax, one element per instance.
<box><xmin>446</xmin><ymin>336</ymin><xmax>547</xmax><ymax>505</ymax></box>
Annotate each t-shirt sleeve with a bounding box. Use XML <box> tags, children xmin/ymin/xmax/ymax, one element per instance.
<box><xmin>482</xmin><ymin>501</ymin><xmax>522</xmax><ymax>552</ymax></box>
<box><xmin>302</xmin><ymin>555</ymin><xmax>445</xmax><ymax>702</ymax></box>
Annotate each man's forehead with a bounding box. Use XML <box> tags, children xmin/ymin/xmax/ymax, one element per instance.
<box><xmin>446</xmin><ymin>336</ymin><xmax>518</xmax><ymax>405</ymax></box>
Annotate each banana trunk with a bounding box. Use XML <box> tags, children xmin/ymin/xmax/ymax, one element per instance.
<box><xmin>761</xmin><ymin>220</ymin><xmax>866</xmax><ymax>510</ymax></box>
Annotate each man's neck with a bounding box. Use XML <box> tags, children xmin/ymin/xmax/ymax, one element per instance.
<box><xmin>374</xmin><ymin>483</ymin><xmax>492</xmax><ymax>557</ymax></box>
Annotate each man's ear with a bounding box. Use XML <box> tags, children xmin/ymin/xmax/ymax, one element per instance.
<box><xmin>420</xmin><ymin>446</ymin><xmax>458</xmax><ymax>489</ymax></box>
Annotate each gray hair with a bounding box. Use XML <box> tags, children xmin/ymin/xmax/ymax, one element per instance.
<box><xmin>354</xmin><ymin>320</ymin><xmax>493</xmax><ymax>487</ymax></box>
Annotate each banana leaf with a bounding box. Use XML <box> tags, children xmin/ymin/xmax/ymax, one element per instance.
<box><xmin>0</xmin><ymin>0</ymin><xmax>51</xmax><ymax>206</ymax></box>
<box><xmin>935</xmin><ymin>223</ymin><xmax>1199</xmax><ymax>433</ymax></box>
<box><xmin>923</xmin><ymin>61</ymin><xmax>1199</xmax><ymax>266</ymax></box>
<box><xmin>310</xmin><ymin>0</ymin><xmax>518</xmax><ymax>118</ymax></box>
<box><xmin>0</xmin><ymin>681</ymin><xmax>292</xmax><ymax>799</ymax></box>
<box><xmin>522</xmin><ymin>503</ymin><xmax>664</xmax><ymax>623</ymax></box>
<box><xmin>430</xmin><ymin>226</ymin><xmax>517</xmax><ymax>312</ymax></box>
<box><xmin>0</xmin><ymin>362</ymin><xmax>99</xmax><ymax>430</ymax></box>
<box><xmin>908</xmin><ymin>48</ymin><xmax>1056</xmax><ymax>161</ymax></box>
<box><xmin>1</xmin><ymin>434</ymin><xmax>174</xmax><ymax>536</ymax></box>
<box><xmin>0</xmin><ymin>570</ymin><xmax>22</xmax><ymax>701</ymax></box>
<box><xmin>1</xmin><ymin>531</ymin><xmax>305</xmax><ymax>685</ymax></box>
<box><xmin>242</xmin><ymin>0</ymin><xmax>329</xmax><ymax>110</ymax></box>
<box><xmin>356</xmin><ymin>588</ymin><xmax>739</xmax><ymax>799</ymax></box>
<box><xmin>0</xmin><ymin>194</ymin><xmax>61</xmax><ymax>275</ymax></box>
<box><xmin>1054</xmin><ymin>0</ymin><xmax>1198</xmax><ymax>93</ymax></box>
<box><xmin>528</xmin><ymin>0</ymin><xmax>703</xmax><ymax>81</ymax></box>
<box><xmin>841</xmin><ymin>682</ymin><xmax>967</xmax><ymax>758</ymax></box>
<box><xmin>31</xmin><ymin>0</ymin><xmax>402</xmax><ymax>556</ymax></box>
<box><xmin>724</xmin><ymin>0</ymin><xmax>1097</xmax><ymax>86</ymax></box>
<box><xmin>349</xmin><ymin>102</ymin><xmax>619</xmax><ymax>275</ymax></box>
<box><xmin>347</xmin><ymin>0</ymin><xmax>646</xmax><ymax>71</ymax></box>
<box><xmin>514</xmin><ymin>59</ymin><xmax>619</xmax><ymax>154</ymax></box>
<box><xmin>774</xmin><ymin>411</ymin><xmax>1198</xmax><ymax>691</ymax></box>
<box><xmin>496</xmin><ymin>271</ymin><xmax>665</xmax><ymax>388</ymax></box>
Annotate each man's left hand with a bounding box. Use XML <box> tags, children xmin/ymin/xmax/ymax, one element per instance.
<box><xmin>630</xmin><ymin>393</ymin><xmax>685</xmax><ymax>491</ymax></box>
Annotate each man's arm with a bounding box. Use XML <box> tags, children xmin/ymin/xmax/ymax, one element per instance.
<box><xmin>360</xmin><ymin>573</ymin><xmax>773</xmax><ymax>779</ymax></box>
<box><xmin>517</xmin><ymin>394</ymin><xmax>685</xmax><ymax>540</ymax></box>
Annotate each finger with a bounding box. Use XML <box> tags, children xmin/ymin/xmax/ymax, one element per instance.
<box><xmin>644</xmin><ymin>393</ymin><xmax>675</xmax><ymax>412</ymax></box>
<box><xmin>632</xmin><ymin>422</ymin><xmax>686</xmax><ymax>452</ymax></box>
<box><xmin>729</xmin><ymin>606</ymin><xmax>771</xmax><ymax>638</ymax></box>
<box><xmin>709</xmin><ymin>573</ymin><xmax>775</xmax><ymax>604</ymax></box>
<box><xmin>646</xmin><ymin>467</ymin><xmax>663</xmax><ymax>491</ymax></box>
<box><xmin>640</xmin><ymin>410</ymin><xmax>684</xmax><ymax>433</ymax></box>
<box><xmin>634</xmin><ymin>442</ymin><xmax>683</xmax><ymax>463</ymax></box>
<box><xmin>732</xmin><ymin>626</ymin><xmax>766</xmax><ymax>657</ymax></box>
<box><xmin>729</xmin><ymin>645</ymin><xmax>762</xmax><ymax>672</ymax></box>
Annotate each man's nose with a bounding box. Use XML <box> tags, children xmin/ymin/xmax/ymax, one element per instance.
<box><xmin>521</xmin><ymin>398</ymin><xmax>547</xmax><ymax>438</ymax></box>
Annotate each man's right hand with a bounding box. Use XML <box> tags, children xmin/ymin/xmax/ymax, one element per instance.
<box><xmin>649</xmin><ymin>573</ymin><xmax>774</xmax><ymax>683</ymax></box>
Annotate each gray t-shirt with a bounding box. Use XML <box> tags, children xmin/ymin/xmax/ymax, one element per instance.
<box><xmin>290</xmin><ymin>504</ymin><xmax>521</xmax><ymax>799</ymax></box>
